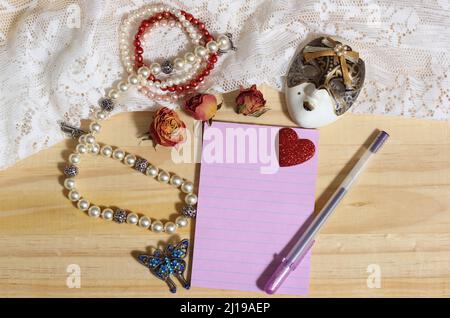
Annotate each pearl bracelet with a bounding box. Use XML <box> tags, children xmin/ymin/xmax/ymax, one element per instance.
<box><xmin>119</xmin><ymin>3</ymin><xmax>233</xmax><ymax>96</ymax></box>
<box><xmin>62</xmin><ymin>88</ymin><xmax>197</xmax><ymax>235</ymax></box>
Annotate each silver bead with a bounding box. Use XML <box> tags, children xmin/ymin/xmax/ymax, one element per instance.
<box><xmin>64</xmin><ymin>165</ymin><xmax>78</xmax><ymax>177</ymax></box>
<box><xmin>85</xmin><ymin>134</ymin><xmax>95</xmax><ymax>144</ymax></box>
<box><xmin>69</xmin><ymin>153</ymin><xmax>81</xmax><ymax>165</ymax></box>
<box><xmin>126</xmin><ymin>213</ymin><xmax>139</xmax><ymax>225</ymax></box>
<box><xmin>181</xmin><ymin>181</ymin><xmax>194</xmax><ymax>193</ymax></box>
<box><xmin>151</xmin><ymin>220</ymin><xmax>164</xmax><ymax>233</ymax></box>
<box><xmin>170</xmin><ymin>175</ymin><xmax>183</xmax><ymax>187</ymax></box>
<box><xmin>77</xmin><ymin>199</ymin><xmax>90</xmax><ymax>211</ymax></box>
<box><xmin>176</xmin><ymin>216</ymin><xmax>189</xmax><ymax>228</ymax></box>
<box><xmin>88</xmin><ymin>205</ymin><xmax>101</xmax><ymax>218</ymax></box>
<box><xmin>185</xmin><ymin>193</ymin><xmax>198</xmax><ymax>205</ymax></box>
<box><xmin>68</xmin><ymin>190</ymin><xmax>80</xmax><ymax>201</ymax></box>
<box><xmin>64</xmin><ymin>178</ymin><xmax>76</xmax><ymax>190</ymax></box>
<box><xmin>112</xmin><ymin>148</ymin><xmax>125</xmax><ymax>161</ymax></box>
<box><xmin>124</xmin><ymin>154</ymin><xmax>136</xmax><ymax>167</ymax></box>
<box><xmin>76</xmin><ymin>143</ymin><xmax>88</xmax><ymax>154</ymax></box>
<box><xmin>100</xmin><ymin>145</ymin><xmax>113</xmax><ymax>157</ymax></box>
<box><xmin>89</xmin><ymin>122</ymin><xmax>102</xmax><ymax>134</ymax></box>
<box><xmin>138</xmin><ymin>216</ymin><xmax>151</xmax><ymax>229</ymax></box>
<box><xmin>157</xmin><ymin>170</ymin><xmax>170</xmax><ymax>183</ymax></box>
<box><xmin>164</xmin><ymin>222</ymin><xmax>177</xmax><ymax>234</ymax></box>
<box><xmin>102</xmin><ymin>208</ymin><xmax>114</xmax><ymax>221</ymax></box>
<box><xmin>146</xmin><ymin>165</ymin><xmax>158</xmax><ymax>177</ymax></box>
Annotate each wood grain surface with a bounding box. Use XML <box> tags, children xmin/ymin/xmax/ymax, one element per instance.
<box><xmin>0</xmin><ymin>86</ymin><xmax>449</xmax><ymax>297</ymax></box>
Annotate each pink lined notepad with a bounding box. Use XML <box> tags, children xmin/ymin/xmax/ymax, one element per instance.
<box><xmin>191</xmin><ymin>121</ymin><xmax>319</xmax><ymax>295</ymax></box>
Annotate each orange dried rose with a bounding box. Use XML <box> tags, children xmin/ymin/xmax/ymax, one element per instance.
<box><xmin>149</xmin><ymin>107</ymin><xmax>186</xmax><ymax>147</ymax></box>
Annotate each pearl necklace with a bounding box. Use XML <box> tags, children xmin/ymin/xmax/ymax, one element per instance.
<box><xmin>62</xmin><ymin>95</ymin><xmax>197</xmax><ymax>234</ymax></box>
<box><xmin>62</xmin><ymin>3</ymin><xmax>233</xmax><ymax>234</ymax></box>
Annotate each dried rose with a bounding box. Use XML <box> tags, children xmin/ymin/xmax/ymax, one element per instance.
<box><xmin>235</xmin><ymin>84</ymin><xmax>269</xmax><ymax>117</ymax></box>
<box><xmin>183</xmin><ymin>93</ymin><xmax>219</xmax><ymax>122</ymax></box>
<box><xmin>149</xmin><ymin>107</ymin><xmax>187</xmax><ymax>147</ymax></box>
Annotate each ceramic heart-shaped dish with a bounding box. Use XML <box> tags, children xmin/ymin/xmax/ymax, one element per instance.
<box><xmin>278</xmin><ymin>128</ymin><xmax>316</xmax><ymax>167</ymax></box>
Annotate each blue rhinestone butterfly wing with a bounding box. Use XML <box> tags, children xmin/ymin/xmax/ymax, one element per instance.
<box><xmin>166</xmin><ymin>239</ymin><xmax>189</xmax><ymax>260</ymax></box>
<box><xmin>166</xmin><ymin>239</ymin><xmax>190</xmax><ymax>289</ymax></box>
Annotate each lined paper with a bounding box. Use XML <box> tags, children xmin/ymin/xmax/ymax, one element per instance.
<box><xmin>191</xmin><ymin>122</ymin><xmax>319</xmax><ymax>295</ymax></box>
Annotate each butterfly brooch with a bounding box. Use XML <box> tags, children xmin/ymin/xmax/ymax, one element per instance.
<box><xmin>138</xmin><ymin>239</ymin><xmax>190</xmax><ymax>293</ymax></box>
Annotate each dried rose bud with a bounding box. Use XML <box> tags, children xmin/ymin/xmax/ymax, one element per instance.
<box><xmin>235</xmin><ymin>84</ymin><xmax>269</xmax><ymax>117</ymax></box>
<box><xmin>183</xmin><ymin>93</ymin><xmax>218</xmax><ymax>121</ymax></box>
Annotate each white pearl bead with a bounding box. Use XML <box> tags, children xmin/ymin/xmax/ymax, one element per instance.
<box><xmin>118</xmin><ymin>81</ymin><xmax>129</xmax><ymax>92</ymax></box>
<box><xmin>85</xmin><ymin>134</ymin><xmax>95</xmax><ymax>144</ymax></box>
<box><xmin>150</xmin><ymin>63</ymin><xmax>161</xmax><ymax>75</ymax></box>
<box><xmin>108</xmin><ymin>89</ymin><xmax>119</xmax><ymax>99</ymax></box>
<box><xmin>151</xmin><ymin>221</ymin><xmax>164</xmax><ymax>233</ymax></box>
<box><xmin>124</xmin><ymin>154</ymin><xmax>136</xmax><ymax>167</ymax></box>
<box><xmin>102</xmin><ymin>208</ymin><xmax>114</xmax><ymax>221</ymax></box>
<box><xmin>95</xmin><ymin>110</ymin><xmax>107</xmax><ymax>121</ymax></box>
<box><xmin>90</xmin><ymin>143</ymin><xmax>100</xmax><ymax>155</ymax></box>
<box><xmin>77</xmin><ymin>199</ymin><xmax>90</xmax><ymax>211</ymax></box>
<box><xmin>218</xmin><ymin>35</ymin><xmax>231</xmax><ymax>51</ymax></box>
<box><xmin>157</xmin><ymin>170</ymin><xmax>170</xmax><ymax>183</ymax></box>
<box><xmin>64</xmin><ymin>178</ymin><xmax>76</xmax><ymax>190</ymax></box>
<box><xmin>76</xmin><ymin>143</ymin><xmax>88</xmax><ymax>154</ymax></box>
<box><xmin>126</xmin><ymin>213</ymin><xmax>139</xmax><ymax>225</ymax></box>
<box><xmin>164</xmin><ymin>222</ymin><xmax>177</xmax><ymax>234</ymax></box>
<box><xmin>185</xmin><ymin>52</ymin><xmax>196</xmax><ymax>63</ymax></box>
<box><xmin>185</xmin><ymin>193</ymin><xmax>198</xmax><ymax>205</ymax></box>
<box><xmin>128</xmin><ymin>74</ymin><xmax>139</xmax><ymax>85</ymax></box>
<box><xmin>206</xmin><ymin>41</ymin><xmax>219</xmax><ymax>53</ymax></box>
<box><xmin>78</xmin><ymin>134</ymin><xmax>86</xmax><ymax>144</ymax></box>
<box><xmin>173</xmin><ymin>58</ymin><xmax>185</xmax><ymax>70</ymax></box>
<box><xmin>138</xmin><ymin>216</ymin><xmax>151</xmax><ymax>229</ymax></box>
<box><xmin>88</xmin><ymin>205</ymin><xmax>101</xmax><ymax>218</ymax></box>
<box><xmin>89</xmin><ymin>122</ymin><xmax>101</xmax><ymax>134</ymax></box>
<box><xmin>112</xmin><ymin>149</ymin><xmax>125</xmax><ymax>161</ymax></box>
<box><xmin>146</xmin><ymin>165</ymin><xmax>158</xmax><ymax>177</ymax></box>
<box><xmin>170</xmin><ymin>175</ymin><xmax>183</xmax><ymax>187</ymax></box>
<box><xmin>176</xmin><ymin>216</ymin><xmax>189</xmax><ymax>228</ymax></box>
<box><xmin>68</xmin><ymin>190</ymin><xmax>80</xmax><ymax>201</ymax></box>
<box><xmin>69</xmin><ymin>153</ymin><xmax>81</xmax><ymax>165</ymax></box>
<box><xmin>100</xmin><ymin>145</ymin><xmax>113</xmax><ymax>157</ymax></box>
<box><xmin>181</xmin><ymin>181</ymin><xmax>194</xmax><ymax>193</ymax></box>
<box><xmin>138</xmin><ymin>66</ymin><xmax>150</xmax><ymax>78</ymax></box>
<box><xmin>195</xmin><ymin>46</ymin><xmax>207</xmax><ymax>58</ymax></box>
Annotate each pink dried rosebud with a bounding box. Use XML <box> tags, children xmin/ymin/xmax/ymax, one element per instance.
<box><xmin>149</xmin><ymin>107</ymin><xmax>187</xmax><ymax>147</ymax></box>
<box><xmin>183</xmin><ymin>93</ymin><xmax>218</xmax><ymax>121</ymax></box>
<box><xmin>235</xmin><ymin>84</ymin><xmax>269</xmax><ymax>117</ymax></box>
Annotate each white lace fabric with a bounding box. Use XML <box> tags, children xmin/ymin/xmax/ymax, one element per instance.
<box><xmin>0</xmin><ymin>0</ymin><xmax>449</xmax><ymax>170</ymax></box>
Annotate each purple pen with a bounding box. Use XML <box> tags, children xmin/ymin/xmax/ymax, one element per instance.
<box><xmin>264</xmin><ymin>130</ymin><xmax>389</xmax><ymax>294</ymax></box>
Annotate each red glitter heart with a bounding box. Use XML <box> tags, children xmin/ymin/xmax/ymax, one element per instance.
<box><xmin>278</xmin><ymin>128</ymin><xmax>316</xmax><ymax>167</ymax></box>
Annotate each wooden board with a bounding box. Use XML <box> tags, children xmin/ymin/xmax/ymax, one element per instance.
<box><xmin>0</xmin><ymin>86</ymin><xmax>449</xmax><ymax>297</ymax></box>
